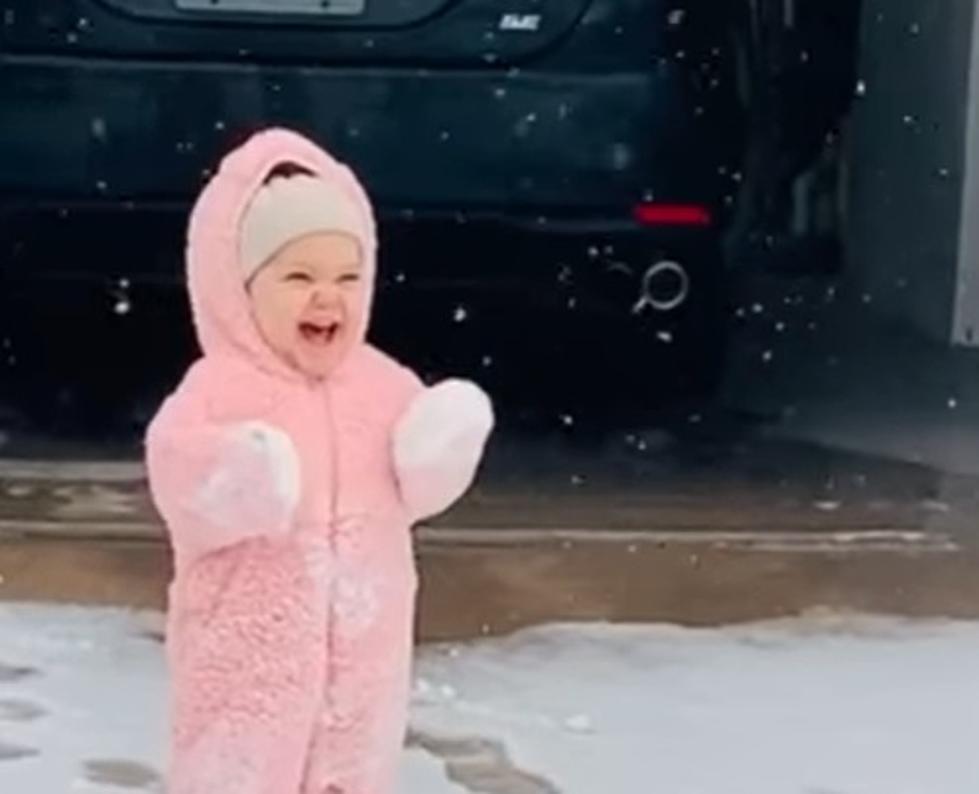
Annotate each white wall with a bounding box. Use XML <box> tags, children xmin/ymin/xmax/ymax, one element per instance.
<box><xmin>954</xmin><ymin>0</ymin><xmax>979</xmax><ymax>344</ymax></box>
<box><xmin>846</xmin><ymin>0</ymin><xmax>976</xmax><ymax>344</ymax></box>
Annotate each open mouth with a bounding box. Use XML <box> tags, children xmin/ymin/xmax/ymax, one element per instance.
<box><xmin>298</xmin><ymin>320</ymin><xmax>341</xmax><ymax>345</ymax></box>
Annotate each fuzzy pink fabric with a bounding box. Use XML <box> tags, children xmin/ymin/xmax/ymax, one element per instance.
<box><xmin>146</xmin><ymin>128</ymin><xmax>493</xmax><ymax>794</ymax></box>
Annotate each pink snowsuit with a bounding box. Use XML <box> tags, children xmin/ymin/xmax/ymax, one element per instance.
<box><xmin>145</xmin><ymin>128</ymin><xmax>493</xmax><ymax>794</ymax></box>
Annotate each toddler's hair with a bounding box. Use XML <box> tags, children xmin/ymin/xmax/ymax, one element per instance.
<box><xmin>264</xmin><ymin>161</ymin><xmax>315</xmax><ymax>184</ymax></box>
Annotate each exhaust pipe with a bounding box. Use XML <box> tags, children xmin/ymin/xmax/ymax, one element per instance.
<box><xmin>633</xmin><ymin>260</ymin><xmax>690</xmax><ymax>314</ymax></box>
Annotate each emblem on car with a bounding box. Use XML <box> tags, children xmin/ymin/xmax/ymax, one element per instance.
<box><xmin>499</xmin><ymin>13</ymin><xmax>542</xmax><ymax>32</ymax></box>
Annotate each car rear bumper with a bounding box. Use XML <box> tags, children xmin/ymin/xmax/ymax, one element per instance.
<box><xmin>0</xmin><ymin>54</ymin><xmax>733</xmax><ymax>218</ymax></box>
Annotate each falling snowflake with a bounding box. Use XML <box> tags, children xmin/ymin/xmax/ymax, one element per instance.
<box><xmin>564</xmin><ymin>714</ymin><xmax>594</xmax><ymax>733</ymax></box>
<box><xmin>611</xmin><ymin>143</ymin><xmax>633</xmax><ymax>170</ymax></box>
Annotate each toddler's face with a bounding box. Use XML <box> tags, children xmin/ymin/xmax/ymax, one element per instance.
<box><xmin>247</xmin><ymin>232</ymin><xmax>365</xmax><ymax>380</ymax></box>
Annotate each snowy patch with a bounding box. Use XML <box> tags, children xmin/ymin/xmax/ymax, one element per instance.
<box><xmin>333</xmin><ymin>574</ymin><xmax>380</xmax><ymax>635</ymax></box>
<box><xmin>302</xmin><ymin>544</ymin><xmax>381</xmax><ymax>635</ymax></box>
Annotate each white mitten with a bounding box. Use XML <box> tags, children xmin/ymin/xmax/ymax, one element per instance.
<box><xmin>393</xmin><ymin>379</ymin><xmax>494</xmax><ymax>521</ymax></box>
<box><xmin>192</xmin><ymin>421</ymin><xmax>301</xmax><ymax>535</ymax></box>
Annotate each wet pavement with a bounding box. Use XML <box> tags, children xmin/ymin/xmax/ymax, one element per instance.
<box><xmin>1</xmin><ymin>417</ymin><xmax>976</xmax><ymax>536</ymax></box>
<box><xmin>0</xmin><ymin>425</ymin><xmax>976</xmax><ymax>641</ymax></box>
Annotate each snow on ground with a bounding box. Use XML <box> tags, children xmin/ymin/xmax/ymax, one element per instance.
<box><xmin>0</xmin><ymin>603</ymin><xmax>977</xmax><ymax>793</ymax></box>
<box><xmin>414</xmin><ymin>615</ymin><xmax>979</xmax><ymax>794</ymax></box>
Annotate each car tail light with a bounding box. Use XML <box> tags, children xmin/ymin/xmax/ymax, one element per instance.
<box><xmin>632</xmin><ymin>203</ymin><xmax>712</xmax><ymax>227</ymax></box>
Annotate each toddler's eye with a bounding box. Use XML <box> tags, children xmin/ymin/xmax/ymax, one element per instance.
<box><xmin>285</xmin><ymin>271</ymin><xmax>313</xmax><ymax>283</ymax></box>
<box><xmin>338</xmin><ymin>273</ymin><xmax>361</xmax><ymax>285</ymax></box>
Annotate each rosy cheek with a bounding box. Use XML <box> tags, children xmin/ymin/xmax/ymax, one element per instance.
<box><xmin>346</xmin><ymin>288</ymin><xmax>366</xmax><ymax>315</ymax></box>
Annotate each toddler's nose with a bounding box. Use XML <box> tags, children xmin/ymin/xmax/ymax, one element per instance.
<box><xmin>310</xmin><ymin>283</ymin><xmax>341</xmax><ymax>309</ymax></box>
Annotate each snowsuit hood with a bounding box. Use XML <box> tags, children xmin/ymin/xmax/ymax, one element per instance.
<box><xmin>186</xmin><ymin>128</ymin><xmax>377</xmax><ymax>380</ymax></box>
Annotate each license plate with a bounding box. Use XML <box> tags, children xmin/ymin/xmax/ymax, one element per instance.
<box><xmin>175</xmin><ymin>0</ymin><xmax>366</xmax><ymax>16</ymax></box>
